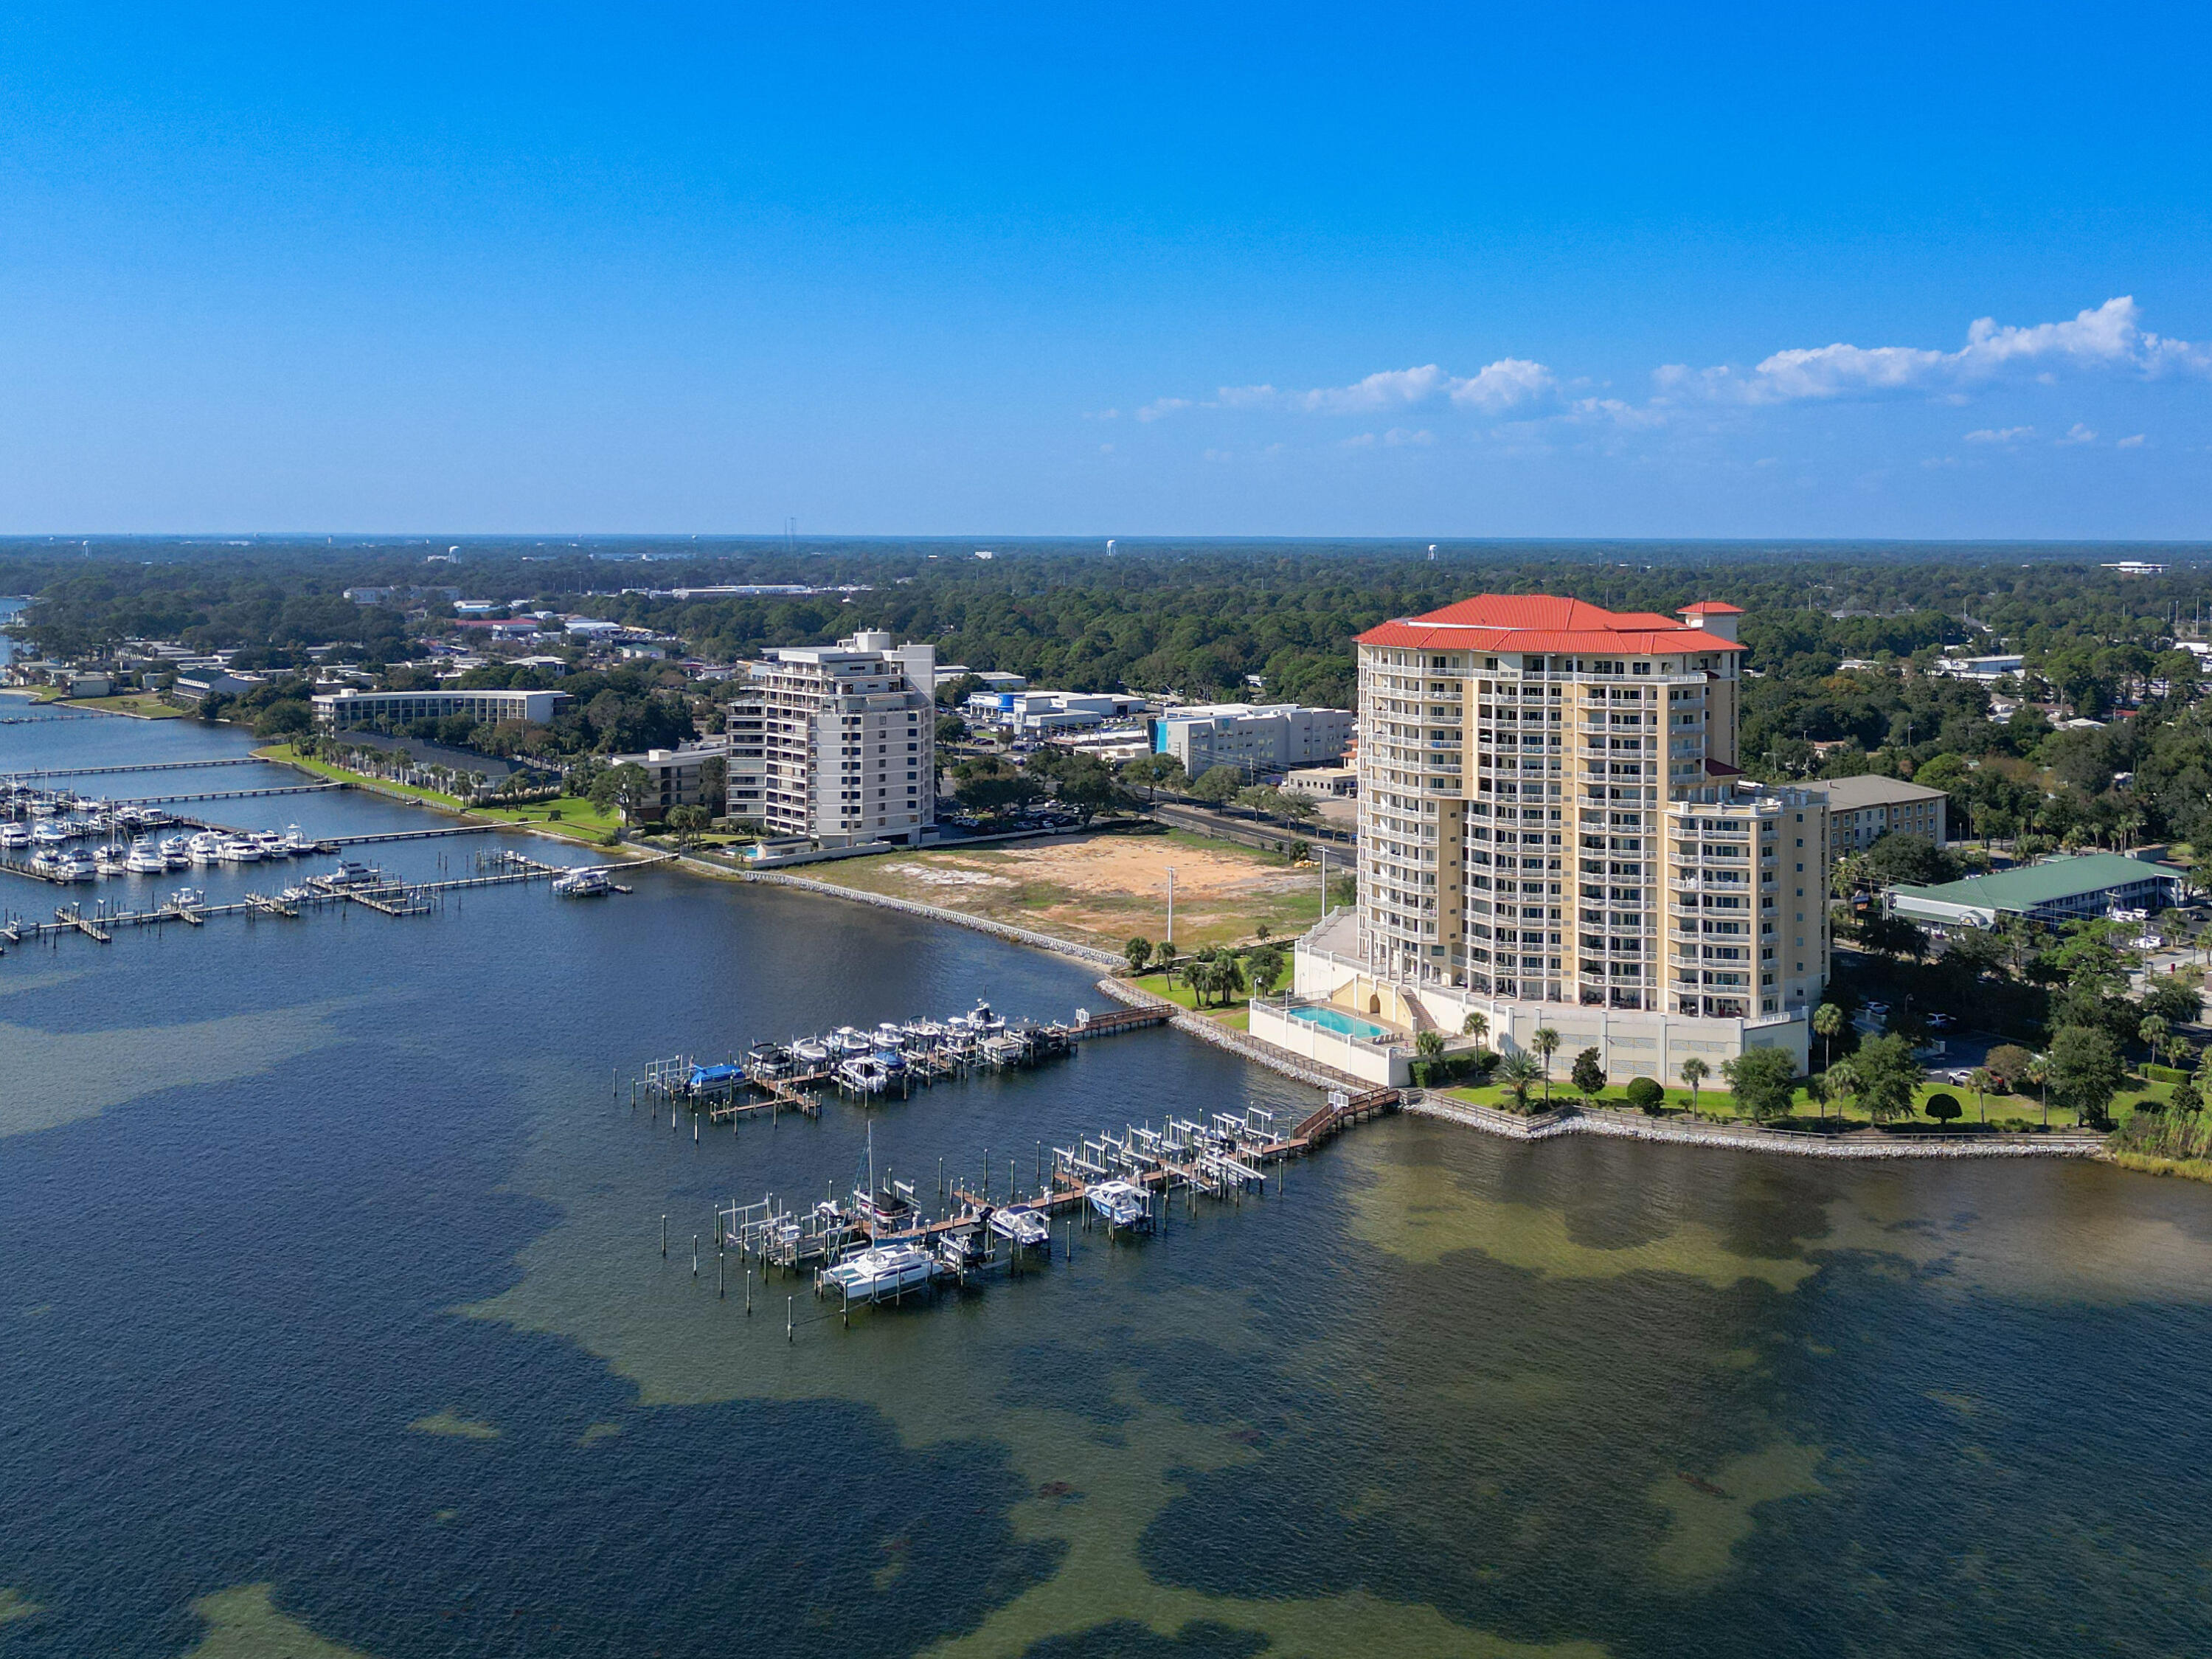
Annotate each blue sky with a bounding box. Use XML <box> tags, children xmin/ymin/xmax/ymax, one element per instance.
<box><xmin>2</xmin><ymin>1</ymin><xmax>2208</xmax><ymax>537</ymax></box>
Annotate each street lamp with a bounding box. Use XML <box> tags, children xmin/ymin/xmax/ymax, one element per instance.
<box><xmin>1165</xmin><ymin>865</ymin><xmax>1176</xmax><ymax>950</ymax></box>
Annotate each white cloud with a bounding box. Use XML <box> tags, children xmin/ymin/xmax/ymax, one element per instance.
<box><xmin>1963</xmin><ymin>426</ymin><xmax>2035</xmax><ymax>443</ymax></box>
<box><xmin>2118</xmin><ymin>433</ymin><xmax>2147</xmax><ymax>448</ymax></box>
<box><xmin>2059</xmin><ymin>423</ymin><xmax>2098</xmax><ymax>445</ymax></box>
<box><xmin>1662</xmin><ymin>297</ymin><xmax>2211</xmax><ymax>406</ymax></box>
<box><xmin>1155</xmin><ymin>358</ymin><xmax>1556</xmax><ymax>421</ymax></box>
<box><xmin>1383</xmin><ymin>426</ymin><xmax>1434</xmax><ymax>446</ymax></box>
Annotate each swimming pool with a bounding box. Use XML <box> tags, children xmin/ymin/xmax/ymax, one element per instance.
<box><xmin>1286</xmin><ymin>1005</ymin><xmax>1392</xmax><ymax>1042</ymax></box>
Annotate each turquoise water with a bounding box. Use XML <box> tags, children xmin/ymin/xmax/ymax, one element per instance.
<box><xmin>1287</xmin><ymin>1004</ymin><xmax>1390</xmax><ymax>1040</ymax></box>
<box><xmin>2</xmin><ymin>705</ymin><xmax>2212</xmax><ymax>1657</ymax></box>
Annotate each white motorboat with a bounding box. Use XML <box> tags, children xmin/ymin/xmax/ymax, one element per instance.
<box><xmin>836</xmin><ymin>1056</ymin><xmax>890</xmax><ymax>1094</ymax></box>
<box><xmin>872</xmin><ymin>1022</ymin><xmax>908</xmax><ymax>1050</ymax></box>
<box><xmin>552</xmin><ymin>867</ymin><xmax>613</xmax><ymax>896</ymax></box>
<box><xmin>28</xmin><ymin>848</ymin><xmax>62</xmax><ymax>877</ymax></box>
<box><xmin>125</xmin><ymin>839</ymin><xmax>168</xmax><ymax>875</ymax></box>
<box><xmin>251</xmin><ymin>831</ymin><xmax>290</xmax><ymax>859</ymax></box>
<box><xmin>819</xmin><ymin>1243</ymin><xmax>937</xmax><ymax>1302</ymax></box>
<box><xmin>791</xmin><ymin>1036</ymin><xmax>833</xmax><ymax>1067</ymax></box>
<box><xmin>166</xmin><ymin>887</ymin><xmax>206</xmax><ymax>911</ymax></box>
<box><xmin>31</xmin><ymin>822</ymin><xmax>67</xmax><ymax>848</ymax></box>
<box><xmin>1086</xmin><ymin>1179</ymin><xmax>1151</xmax><ymax>1230</ymax></box>
<box><xmin>830</xmin><ymin>1025</ymin><xmax>874</xmax><ymax>1056</ymax></box>
<box><xmin>53</xmin><ymin>850</ymin><xmax>95</xmax><ymax>883</ymax></box>
<box><xmin>187</xmin><ymin>831</ymin><xmax>223</xmax><ymax>866</ymax></box>
<box><xmin>986</xmin><ymin>1206</ymin><xmax>1052</xmax><ymax>1249</ymax></box>
<box><xmin>968</xmin><ymin>1000</ymin><xmax>1006</xmax><ymax>1035</ymax></box>
<box><xmin>0</xmin><ymin>822</ymin><xmax>27</xmax><ymax>849</ymax></box>
<box><xmin>161</xmin><ymin>836</ymin><xmax>192</xmax><ymax>869</ymax></box>
<box><xmin>321</xmin><ymin>859</ymin><xmax>378</xmax><ymax>888</ymax></box>
<box><xmin>92</xmin><ymin>844</ymin><xmax>128</xmax><ymax>876</ymax></box>
<box><xmin>280</xmin><ymin>824</ymin><xmax>316</xmax><ymax>856</ymax></box>
<box><xmin>218</xmin><ymin>836</ymin><xmax>263</xmax><ymax>864</ymax></box>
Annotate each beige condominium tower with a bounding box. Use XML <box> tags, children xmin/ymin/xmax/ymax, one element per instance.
<box><xmin>1266</xmin><ymin>595</ymin><xmax>1828</xmax><ymax>1087</ymax></box>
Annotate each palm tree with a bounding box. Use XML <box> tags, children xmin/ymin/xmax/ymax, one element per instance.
<box><xmin>1969</xmin><ymin>1067</ymin><xmax>1994</xmax><ymax>1126</ymax></box>
<box><xmin>1532</xmin><ymin>1027</ymin><xmax>1560</xmax><ymax>1105</ymax></box>
<box><xmin>1680</xmin><ymin>1055</ymin><xmax>1708</xmax><ymax>1115</ymax></box>
<box><xmin>1498</xmin><ymin>1051</ymin><xmax>1542</xmax><ymax>1114</ymax></box>
<box><xmin>1461</xmin><ymin>1011</ymin><xmax>1488</xmax><ymax>1050</ymax></box>
<box><xmin>1825</xmin><ymin>1058</ymin><xmax>1860</xmax><ymax>1123</ymax></box>
<box><xmin>2025</xmin><ymin>1053</ymin><xmax>2050</xmax><ymax>1129</ymax></box>
<box><xmin>2140</xmin><ymin>1014</ymin><xmax>2171</xmax><ymax>1070</ymax></box>
<box><xmin>1812</xmin><ymin>1002</ymin><xmax>1844</xmax><ymax>1072</ymax></box>
<box><xmin>1415</xmin><ymin>1030</ymin><xmax>1446</xmax><ymax>1061</ymax></box>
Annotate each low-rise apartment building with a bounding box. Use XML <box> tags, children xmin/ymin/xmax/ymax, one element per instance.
<box><xmin>311</xmin><ymin>688</ymin><xmax>570</xmax><ymax>730</ymax></box>
<box><xmin>1803</xmin><ymin>775</ymin><xmax>1948</xmax><ymax>851</ymax></box>
<box><xmin>608</xmin><ymin>738</ymin><xmax>729</xmax><ymax>821</ymax></box>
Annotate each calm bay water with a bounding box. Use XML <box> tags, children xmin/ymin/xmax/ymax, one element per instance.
<box><xmin>4</xmin><ymin>705</ymin><xmax>2212</xmax><ymax>1658</ymax></box>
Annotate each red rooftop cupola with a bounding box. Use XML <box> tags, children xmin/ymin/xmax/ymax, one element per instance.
<box><xmin>1677</xmin><ymin>600</ymin><xmax>1741</xmax><ymax>643</ymax></box>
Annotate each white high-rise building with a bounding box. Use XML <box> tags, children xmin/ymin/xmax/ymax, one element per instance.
<box><xmin>1265</xmin><ymin>595</ymin><xmax>1829</xmax><ymax>1087</ymax></box>
<box><xmin>741</xmin><ymin>631</ymin><xmax>937</xmax><ymax>848</ymax></box>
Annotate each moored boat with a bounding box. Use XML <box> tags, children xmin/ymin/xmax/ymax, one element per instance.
<box><xmin>124</xmin><ymin>839</ymin><xmax>168</xmax><ymax>875</ymax></box>
<box><xmin>1086</xmin><ymin>1178</ymin><xmax>1151</xmax><ymax>1230</ymax></box>
<box><xmin>986</xmin><ymin>1206</ymin><xmax>1052</xmax><ymax>1248</ymax></box>
<box><xmin>819</xmin><ymin>1242</ymin><xmax>937</xmax><ymax>1301</ymax></box>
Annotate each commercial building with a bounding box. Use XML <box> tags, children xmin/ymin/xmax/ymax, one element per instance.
<box><xmin>1265</xmin><ymin>595</ymin><xmax>1829</xmax><ymax>1087</ymax></box>
<box><xmin>1283</xmin><ymin>766</ymin><xmax>1356</xmax><ymax>798</ymax></box>
<box><xmin>1151</xmin><ymin>703</ymin><xmax>1356</xmax><ymax>777</ymax></box>
<box><xmin>744</xmin><ymin>631</ymin><xmax>937</xmax><ymax>848</ymax></box>
<box><xmin>311</xmin><ymin>687</ymin><xmax>569</xmax><ymax>730</ymax></box>
<box><xmin>965</xmin><ymin>688</ymin><xmax>1150</xmax><ymax>735</ymax></box>
<box><xmin>1887</xmin><ymin>853</ymin><xmax>2182</xmax><ymax>931</ymax></box>
<box><xmin>1927</xmin><ymin>654</ymin><xmax>2024</xmax><ymax>682</ymax></box>
<box><xmin>1803</xmin><ymin>775</ymin><xmax>1949</xmax><ymax>851</ymax></box>
<box><xmin>608</xmin><ymin>739</ymin><xmax>729</xmax><ymax>822</ymax></box>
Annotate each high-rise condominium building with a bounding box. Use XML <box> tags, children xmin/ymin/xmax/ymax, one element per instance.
<box><xmin>1271</xmin><ymin>595</ymin><xmax>1829</xmax><ymax>1086</ymax></box>
<box><xmin>738</xmin><ymin>631</ymin><xmax>937</xmax><ymax>848</ymax></box>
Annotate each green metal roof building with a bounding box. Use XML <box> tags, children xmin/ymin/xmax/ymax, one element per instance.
<box><xmin>1887</xmin><ymin>852</ymin><xmax>2182</xmax><ymax>929</ymax></box>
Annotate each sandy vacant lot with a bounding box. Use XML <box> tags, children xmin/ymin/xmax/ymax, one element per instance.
<box><xmin>814</xmin><ymin>830</ymin><xmax>1348</xmax><ymax>952</ymax></box>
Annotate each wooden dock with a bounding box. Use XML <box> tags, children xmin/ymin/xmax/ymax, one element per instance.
<box><xmin>3</xmin><ymin>756</ymin><xmax>260</xmax><ymax>780</ymax></box>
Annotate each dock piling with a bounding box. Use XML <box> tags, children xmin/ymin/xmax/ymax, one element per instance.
<box><xmin>661</xmin><ymin>1214</ymin><xmax>668</xmax><ymax>1258</ymax></box>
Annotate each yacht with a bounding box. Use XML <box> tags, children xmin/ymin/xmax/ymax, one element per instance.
<box><xmin>1086</xmin><ymin>1179</ymin><xmax>1151</xmax><ymax>1231</ymax></box>
<box><xmin>218</xmin><ymin>836</ymin><xmax>263</xmax><ymax>864</ymax></box>
<box><xmin>968</xmin><ymin>1000</ymin><xmax>1006</xmax><ymax>1035</ymax></box>
<box><xmin>819</xmin><ymin>1243</ymin><xmax>937</xmax><ymax>1302</ymax></box>
<box><xmin>986</xmin><ymin>1206</ymin><xmax>1053</xmax><ymax>1249</ymax></box>
<box><xmin>251</xmin><ymin>831</ymin><xmax>291</xmax><ymax>859</ymax></box>
<box><xmin>31</xmin><ymin>822</ymin><xmax>68</xmax><ymax>848</ymax></box>
<box><xmin>160</xmin><ymin>836</ymin><xmax>193</xmax><ymax>869</ymax></box>
<box><xmin>28</xmin><ymin>848</ymin><xmax>62</xmax><ymax>878</ymax></box>
<box><xmin>280</xmin><ymin>824</ymin><xmax>316</xmax><ymax>856</ymax></box>
<box><xmin>187</xmin><ymin>832</ymin><xmax>223</xmax><ymax>866</ymax></box>
<box><xmin>166</xmin><ymin>887</ymin><xmax>206</xmax><ymax>911</ymax></box>
<box><xmin>0</xmin><ymin>822</ymin><xmax>27</xmax><ymax>849</ymax></box>
<box><xmin>53</xmin><ymin>849</ymin><xmax>95</xmax><ymax>883</ymax></box>
<box><xmin>552</xmin><ymin>867</ymin><xmax>613</xmax><ymax>897</ymax></box>
<box><xmin>321</xmin><ymin>859</ymin><xmax>377</xmax><ymax>888</ymax></box>
<box><xmin>92</xmin><ymin>844</ymin><xmax>128</xmax><ymax>876</ymax></box>
<box><xmin>125</xmin><ymin>839</ymin><xmax>168</xmax><ymax>875</ymax></box>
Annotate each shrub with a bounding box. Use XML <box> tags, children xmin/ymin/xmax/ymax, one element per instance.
<box><xmin>2145</xmin><ymin>1064</ymin><xmax>2191</xmax><ymax>1085</ymax></box>
<box><xmin>1925</xmin><ymin>1092</ymin><xmax>1963</xmax><ymax>1125</ymax></box>
<box><xmin>1625</xmin><ymin>1076</ymin><xmax>1665</xmax><ymax>1114</ymax></box>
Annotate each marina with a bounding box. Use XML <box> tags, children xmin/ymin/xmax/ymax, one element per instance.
<box><xmin>0</xmin><ymin>848</ymin><xmax>646</xmax><ymax>945</ymax></box>
<box><xmin>704</xmin><ymin>1085</ymin><xmax>1399</xmax><ymax>1326</ymax></box>
<box><xmin>628</xmin><ymin>1000</ymin><xmax>1170</xmax><ymax>1126</ymax></box>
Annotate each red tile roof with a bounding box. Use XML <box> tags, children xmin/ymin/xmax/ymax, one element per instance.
<box><xmin>1355</xmin><ymin>593</ymin><xmax>1747</xmax><ymax>654</ymax></box>
<box><xmin>1679</xmin><ymin>600</ymin><xmax>1744</xmax><ymax>615</ymax></box>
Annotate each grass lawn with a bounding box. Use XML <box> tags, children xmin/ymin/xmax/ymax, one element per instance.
<box><xmin>62</xmin><ymin>693</ymin><xmax>183</xmax><ymax>718</ymax></box>
<box><xmin>1126</xmin><ymin>970</ymin><xmax>1253</xmax><ymax>1025</ymax></box>
<box><xmin>474</xmin><ymin>795</ymin><xmax>623</xmax><ymax>842</ymax></box>
<box><xmin>257</xmin><ymin>744</ymin><xmax>468</xmax><ymax>809</ymax></box>
<box><xmin>1439</xmin><ymin>1072</ymin><xmax>2152</xmax><ymax>1132</ymax></box>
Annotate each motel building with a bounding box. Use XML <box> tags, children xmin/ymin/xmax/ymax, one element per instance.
<box><xmin>1252</xmin><ymin>595</ymin><xmax>1831</xmax><ymax>1089</ymax></box>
